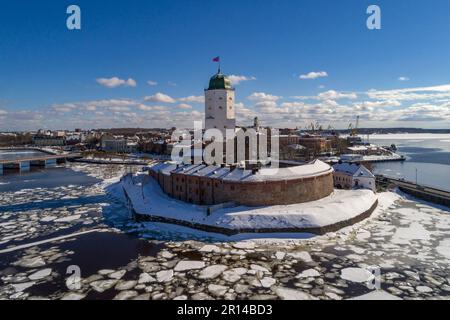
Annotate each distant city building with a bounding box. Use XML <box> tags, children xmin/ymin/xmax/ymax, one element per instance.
<box><xmin>101</xmin><ymin>134</ymin><xmax>138</xmax><ymax>153</ymax></box>
<box><xmin>53</xmin><ymin>131</ymin><xmax>66</xmax><ymax>137</ymax></box>
<box><xmin>332</xmin><ymin>163</ymin><xmax>376</xmax><ymax>191</ymax></box>
<box><xmin>32</xmin><ymin>135</ymin><xmax>65</xmax><ymax>146</ymax></box>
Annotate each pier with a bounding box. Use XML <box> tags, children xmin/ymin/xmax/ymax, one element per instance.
<box><xmin>377</xmin><ymin>175</ymin><xmax>450</xmax><ymax>207</ymax></box>
<box><xmin>0</xmin><ymin>153</ymin><xmax>81</xmax><ymax>175</ymax></box>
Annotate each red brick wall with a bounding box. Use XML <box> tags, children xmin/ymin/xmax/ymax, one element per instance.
<box><xmin>186</xmin><ymin>176</ymin><xmax>200</xmax><ymax>204</ymax></box>
<box><xmin>219</xmin><ymin>173</ymin><xmax>333</xmax><ymax>206</ymax></box>
<box><xmin>150</xmin><ymin>167</ymin><xmax>333</xmax><ymax>206</ymax></box>
<box><xmin>172</xmin><ymin>173</ymin><xmax>187</xmax><ymax>201</ymax></box>
<box><xmin>199</xmin><ymin>177</ymin><xmax>214</xmax><ymax>205</ymax></box>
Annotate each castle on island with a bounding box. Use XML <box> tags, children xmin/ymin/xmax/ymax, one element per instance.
<box><xmin>148</xmin><ymin>70</ymin><xmax>335</xmax><ymax>207</ymax></box>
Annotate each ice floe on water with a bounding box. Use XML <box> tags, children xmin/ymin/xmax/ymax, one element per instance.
<box><xmin>0</xmin><ymin>163</ymin><xmax>449</xmax><ymax>300</ymax></box>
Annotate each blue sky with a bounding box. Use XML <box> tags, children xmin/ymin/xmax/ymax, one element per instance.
<box><xmin>0</xmin><ymin>0</ymin><xmax>449</xmax><ymax>130</ymax></box>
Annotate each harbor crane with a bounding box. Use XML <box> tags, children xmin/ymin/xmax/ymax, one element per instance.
<box><xmin>349</xmin><ymin>115</ymin><xmax>360</xmax><ymax>136</ymax></box>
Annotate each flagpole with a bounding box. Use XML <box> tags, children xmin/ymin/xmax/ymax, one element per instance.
<box><xmin>213</xmin><ymin>56</ymin><xmax>221</xmax><ymax>73</ymax></box>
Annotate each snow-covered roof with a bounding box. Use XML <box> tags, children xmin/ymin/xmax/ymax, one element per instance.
<box><xmin>159</xmin><ymin>163</ymin><xmax>179</xmax><ymax>175</ymax></box>
<box><xmin>208</xmin><ymin>167</ymin><xmax>231</xmax><ymax>179</ymax></box>
<box><xmin>332</xmin><ymin>163</ymin><xmax>375</xmax><ymax>178</ymax></box>
<box><xmin>190</xmin><ymin>165</ymin><xmax>221</xmax><ymax>177</ymax></box>
<box><xmin>246</xmin><ymin>159</ymin><xmax>332</xmax><ymax>182</ymax></box>
<box><xmin>172</xmin><ymin>164</ymin><xmax>203</xmax><ymax>174</ymax></box>
<box><xmin>222</xmin><ymin>168</ymin><xmax>254</xmax><ymax>182</ymax></box>
<box><xmin>151</xmin><ymin>160</ymin><xmax>332</xmax><ymax>182</ymax></box>
<box><xmin>347</xmin><ymin>146</ymin><xmax>368</xmax><ymax>151</ymax></box>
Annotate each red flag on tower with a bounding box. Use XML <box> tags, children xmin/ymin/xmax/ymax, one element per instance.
<box><xmin>212</xmin><ymin>56</ymin><xmax>220</xmax><ymax>62</ymax></box>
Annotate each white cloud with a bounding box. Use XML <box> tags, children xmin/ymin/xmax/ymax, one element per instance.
<box><xmin>144</xmin><ymin>92</ymin><xmax>176</xmax><ymax>103</ymax></box>
<box><xmin>138</xmin><ymin>104</ymin><xmax>153</xmax><ymax>111</ymax></box>
<box><xmin>178</xmin><ymin>95</ymin><xmax>205</xmax><ymax>103</ymax></box>
<box><xmin>299</xmin><ymin>71</ymin><xmax>328</xmax><ymax>80</ymax></box>
<box><xmin>152</xmin><ymin>106</ymin><xmax>168</xmax><ymax>111</ymax></box>
<box><xmin>353</xmin><ymin>100</ymin><xmax>401</xmax><ymax>110</ymax></box>
<box><xmin>52</xmin><ymin>104</ymin><xmax>77</xmax><ymax>113</ymax></box>
<box><xmin>228</xmin><ymin>75</ymin><xmax>256</xmax><ymax>85</ymax></box>
<box><xmin>4</xmin><ymin>80</ymin><xmax>450</xmax><ymax>130</ymax></box>
<box><xmin>247</xmin><ymin>92</ymin><xmax>281</xmax><ymax>102</ymax></box>
<box><xmin>96</xmin><ymin>77</ymin><xmax>137</xmax><ymax>88</ymax></box>
<box><xmin>280</xmin><ymin>102</ymin><xmax>305</xmax><ymax>108</ymax></box>
<box><xmin>147</xmin><ymin>80</ymin><xmax>158</xmax><ymax>86</ymax></box>
<box><xmin>367</xmin><ymin>84</ymin><xmax>450</xmax><ymax>101</ymax></box>
<box><xmin>398</xmin><ymin>76</ymin><xmax>410</xmax><ymax>81</ymax></box>
<box><xmin>317</xmin><ymin>90</ymin><xmax>357</xmax><ymax>100</ymax></box>
<box><xmin>138</xmin><ymin>104</ymin><xmax>168</xmax><ymax>112</ymax></box>
<box><xmin>292</xmin><ymin>90</ymin><xmax>357</xmax><ymax>101</ymax></box>
<box><xmin>177</xmin><ymin>103</ymin><xmax>192</xmax><ymax>109</ymax></box>
<box><xmin>109</xmin><ymin>106</ymin><xmax>131</xmax><ymax>112</ymax></box>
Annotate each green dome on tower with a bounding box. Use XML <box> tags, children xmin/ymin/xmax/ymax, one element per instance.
<box><xmin>208</xmin><ymin>72</ymin><xmax>233</xmax><ymax>90</ymax></box>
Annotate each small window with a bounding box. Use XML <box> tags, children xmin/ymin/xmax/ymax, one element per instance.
<box><xmin>219</xmin><ymin>106</ymin><xmax>223</xmax><ymax>109</ymax></box>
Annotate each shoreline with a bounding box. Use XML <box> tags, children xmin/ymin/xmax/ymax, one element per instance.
<box><xmin>130</xmin><ymin>198</ymin><xmax>379</xmax><ymax>236</ymax></box>
<box><xmin>117</xmin><ymin>174</ymin><xmax>379</xmax><ymax>236</ymax></box>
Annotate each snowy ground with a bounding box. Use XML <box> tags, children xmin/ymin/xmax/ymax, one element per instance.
<box><xmin>0</xmin><ymin>164</ymin><xmax>449</xmax><ymax>300</ymax></box>
<box><xmin>119</xmin><ymin>175</ymin><xmax>378</xmax><ymax>232</ymax></box>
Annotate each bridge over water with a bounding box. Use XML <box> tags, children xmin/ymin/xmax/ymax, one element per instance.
<box><xmin>377</xmin><ymin>175</ymin><xmax>450</xmax><ymax>208</ymax></box>
<box><xmin>0</xmin><ymin>149</ymin><xmax>81</xmax><ymax>175</ymax></box>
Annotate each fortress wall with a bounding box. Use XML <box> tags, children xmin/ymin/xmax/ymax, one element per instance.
<box><xmin>150</xmin><ymin>167</ymin><xmax>334</xmax><ymax>206</ymax></box>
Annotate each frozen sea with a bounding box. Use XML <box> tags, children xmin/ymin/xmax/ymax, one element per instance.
<box><xmin>370</xmin><ymin>134</ymin><xmax>450</xmax><ymax>192</ymax></box>
<box><xmin>0</xmin><ymin>141</ymin><xmax>449</xmax><ymax>300</ymax></box>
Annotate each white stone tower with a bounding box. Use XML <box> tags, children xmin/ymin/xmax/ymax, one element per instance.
<box><xmin>204</xmin><ymin>70</ymin><xmax>236</xmax><ymax>138</ymax></box>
